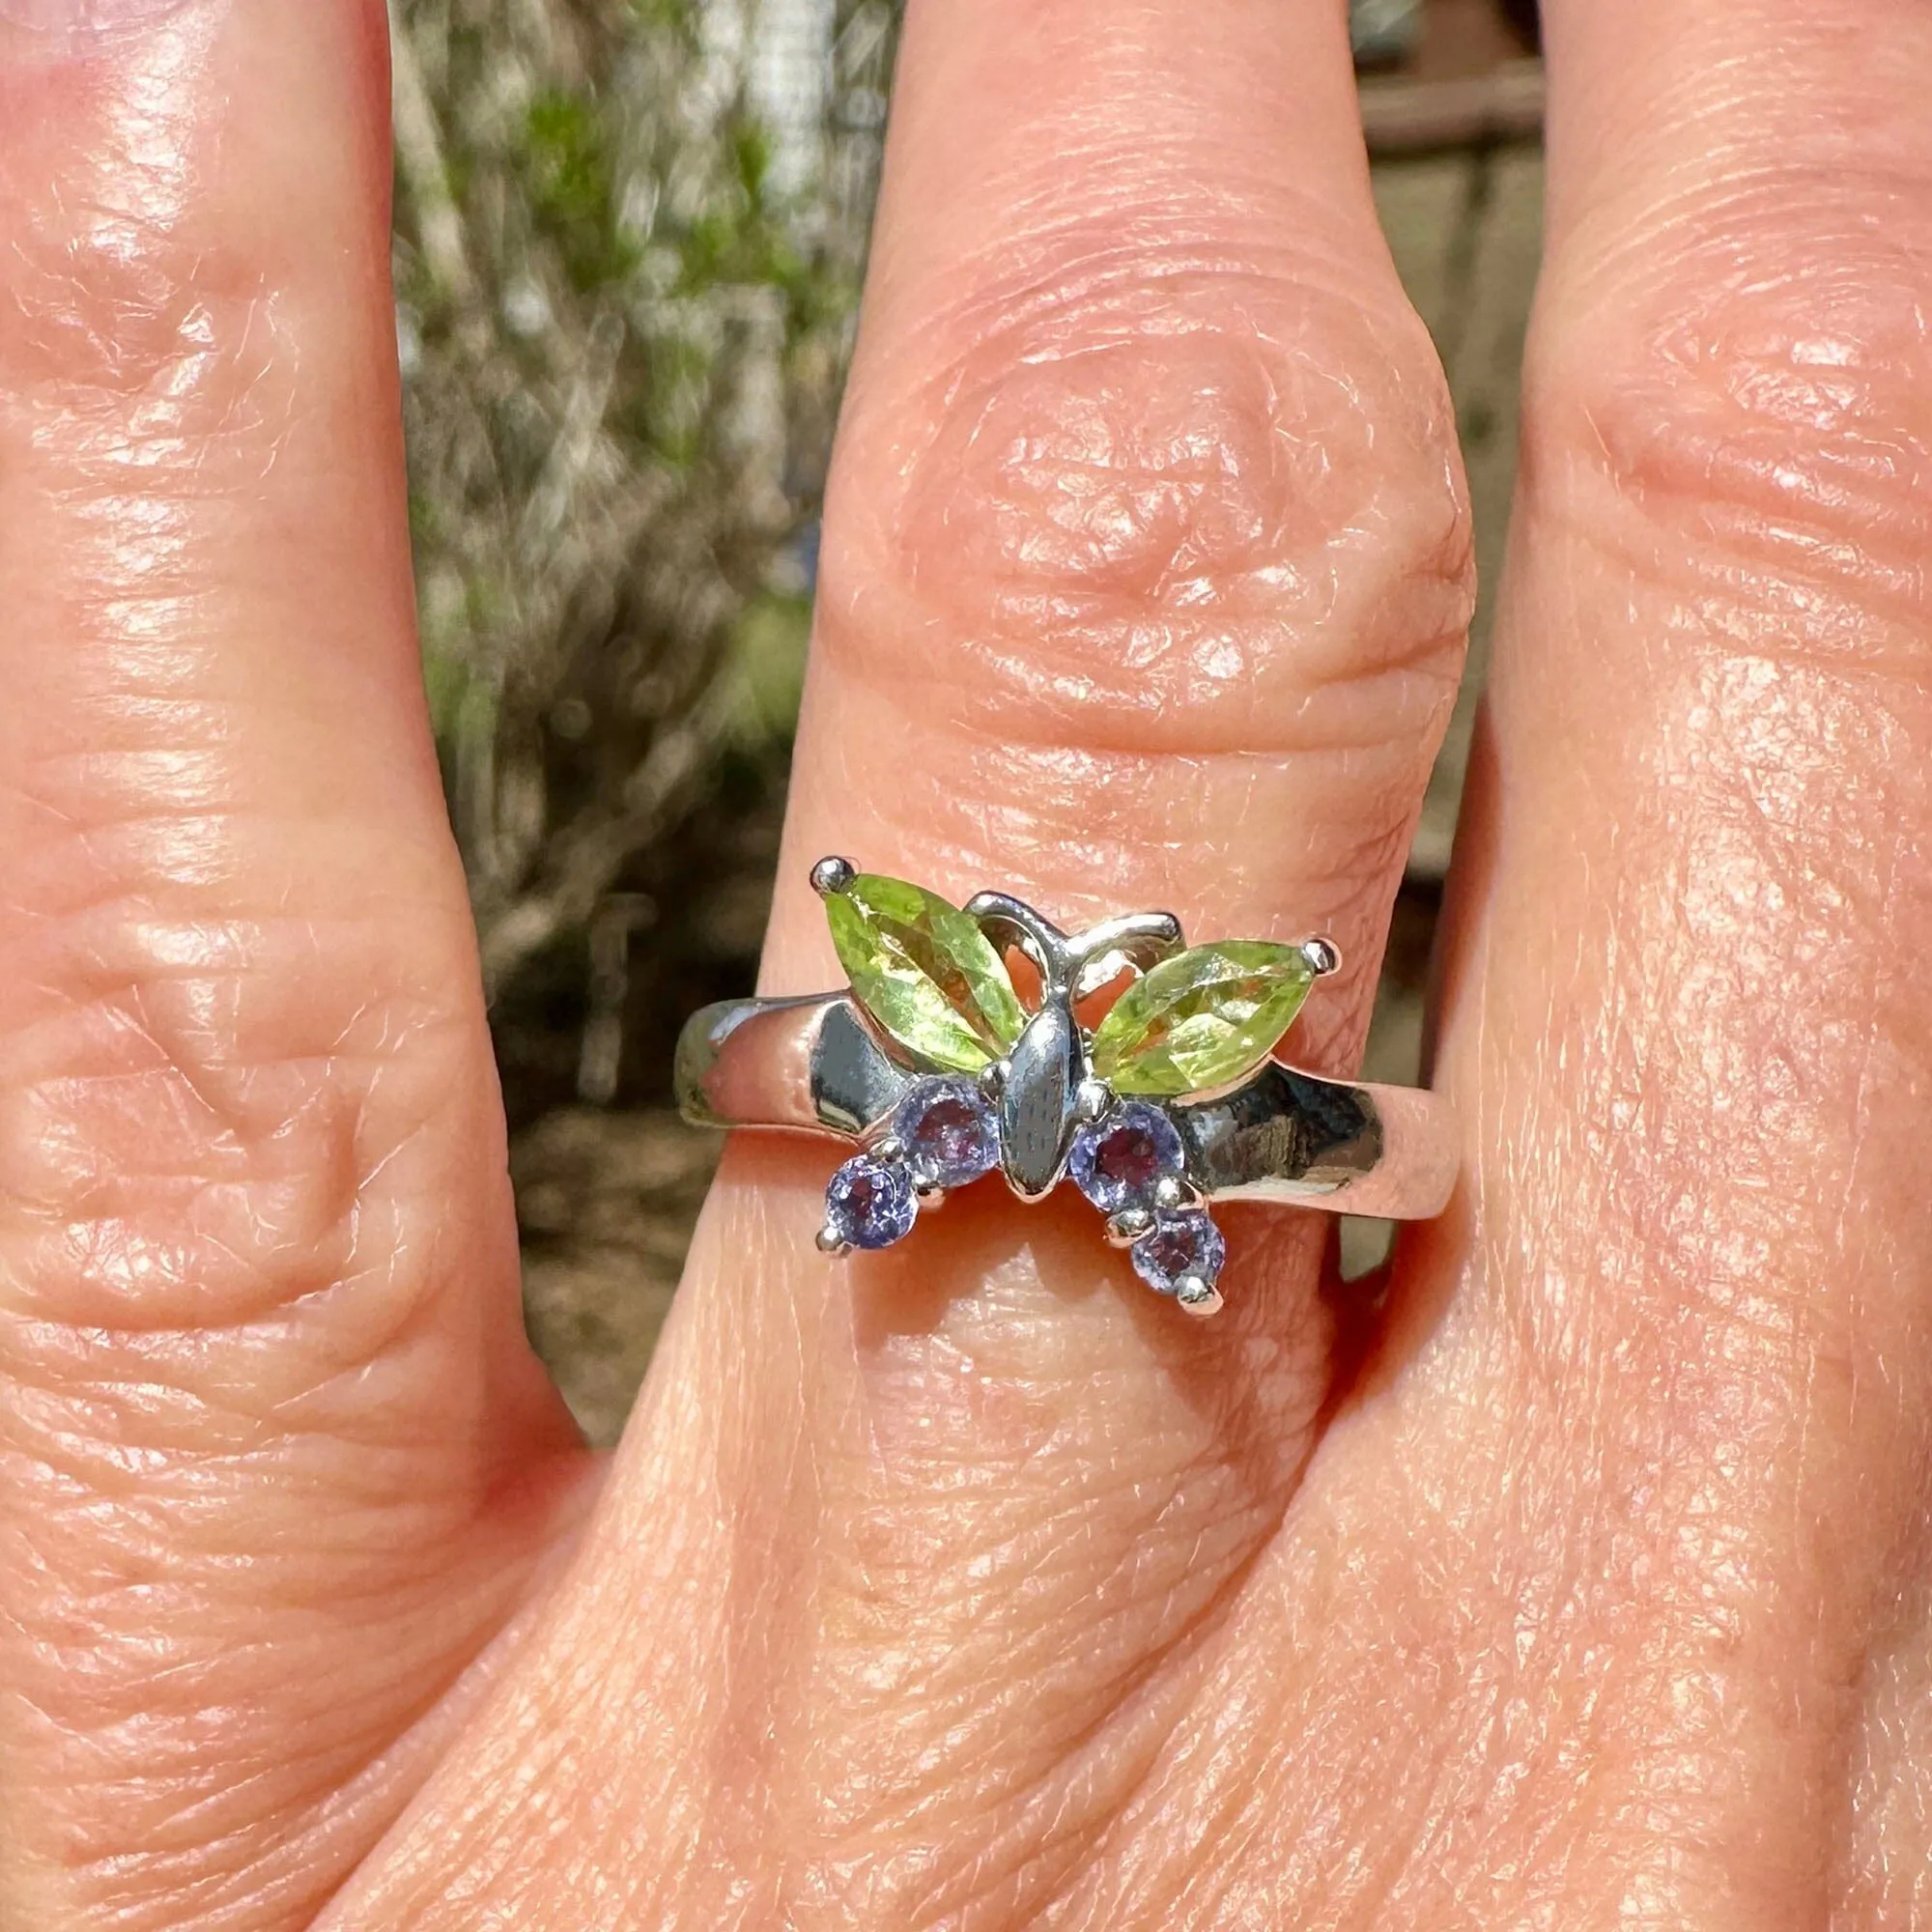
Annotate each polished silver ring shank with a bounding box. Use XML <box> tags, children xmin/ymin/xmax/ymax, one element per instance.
<box><xmin>676</xmin><ymin>994</ymin><xmax>1458</xmax><ymax>1221</ymax></box>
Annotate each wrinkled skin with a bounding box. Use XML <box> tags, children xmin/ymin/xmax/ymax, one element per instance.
<box><xmin>2</xmin><ymin>0</ymin><xmax>1930</xmax><ymax>1926</ymax></box>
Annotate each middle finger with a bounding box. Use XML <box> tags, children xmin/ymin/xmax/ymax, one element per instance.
<box><xmin>338</xmin><ymin>0</ymin><xmax>1475</xmax><ymax>1918</ymax></box>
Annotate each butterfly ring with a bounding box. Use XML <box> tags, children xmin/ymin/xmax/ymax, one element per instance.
<box><xmin>675</xmin><ymin>858</ymin><xmax>1459</xmax><ymax>1318</ymax></box>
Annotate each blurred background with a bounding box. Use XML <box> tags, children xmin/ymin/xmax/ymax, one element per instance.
<box><xmin>388</xmin><ymin>0</ymin><xmax>1545</xmax><ymax>1442</ymax></box>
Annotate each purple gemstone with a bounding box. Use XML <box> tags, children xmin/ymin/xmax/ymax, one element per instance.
<box><xmin>1130</xmin><ymin>1210</ymin><xmax>1227</xmax><ymax>1295</ymax></box>
<box><xmin>893</xmin><ymin>1078</ymin><xmax>999</xmax><ymax>1189</ymax></box>
<box><xmin>824</xmin><ymin>1154</ymin><xmax>918</xmax><ymax>1251</ymax></box>
<box><xmin>1067</xmin><ymin>1101</ymin><xmax>1185</xmax><ymax>1214</ymax></box>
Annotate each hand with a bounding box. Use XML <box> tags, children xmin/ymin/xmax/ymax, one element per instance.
<box><xmin>4</xmin><ymin>0</ymin><xmax>1929</xmax><ymax>1925</ymax></box>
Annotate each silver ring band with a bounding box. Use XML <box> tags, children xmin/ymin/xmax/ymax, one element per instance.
<box><xmin>676</xmin><ymin>991</ymin><xmax>1458</xmax><ymax>1222</ymax></box>
<box><xmin>677</xmin><ymin>860</ymin><xmax>1460</xmax><ymax>1316</ymax></box>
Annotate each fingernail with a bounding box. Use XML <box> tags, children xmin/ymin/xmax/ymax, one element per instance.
<box><xmin>0</xmin><ymin>0</ymin><xmax>192</xmax><ymax>49</ymax></box>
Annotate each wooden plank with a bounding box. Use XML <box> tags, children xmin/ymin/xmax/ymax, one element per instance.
<box><xmin>1360</xmin><ymin>59</ymin><xmax>1545</xmax><ymax>154</ymax></box>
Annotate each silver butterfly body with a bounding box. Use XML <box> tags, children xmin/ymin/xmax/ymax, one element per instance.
<box><xmin>962</xmin><ymin>888</ymin><xmax>1185</xmax><ymax>1200</ymax></box>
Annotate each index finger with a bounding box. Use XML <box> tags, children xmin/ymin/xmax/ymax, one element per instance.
<box><xmin>0</xmin><ymin>3</ymin><xmax>584</xmax><ymax>1921</ymax></box>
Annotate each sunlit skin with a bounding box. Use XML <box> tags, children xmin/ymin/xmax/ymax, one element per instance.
<box><xmin>1</xmin><ymin>0</ymin><xmax>1929</xmax><ymax>1925</ymax></box>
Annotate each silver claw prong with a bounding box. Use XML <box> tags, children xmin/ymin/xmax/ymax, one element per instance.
<box><xmin>1175</xmin><ymin>1276</ymin><xmax>1224</xmax><ymax>1318</ymax></box>
<box><xmin>979</xmin><ymin>1059</ymin><xmax>1009</xmax><ymax>1101</ymax></box>
<box><xmin>1106</xmin><ymin>1207</ymin><xmax>1153</xmax><ymax>1248</ymax></box>
<box><xmin>1075</xmin><ymin>1077</ymin><xmax>1112</xmax><ymax>1123</ymax></box>
<box><xmin>1065</xmin><ymin>911</ymin><xmax>1186</xmax><ymax>996</ymax></box>
<box><xmin>914</xmin><ymin>1181</ymin><xmax>948</xmax><ymax>1208</ymax></box>
<box><xmin>964</xmin><ymin>894</ymin><xmax>1073</xmax><ymax>997</ymax></box>
<box><xmin>872</xmin><ymin>1134</ymin><xmax>905</xmax><ymax>1163</ymax></box>
<box><xmin>1301</xmin><ymin>935</ymin><xmax>1342</xmax><ymax>977</ymax></box>
<box><xmin>815</xmin><ymin>1224</ymin><xmax>851</xmax><ymax>1256</ymax></box>
<box><xmin>1152</xmin><ymin>1173</ymin><xmax>1199</xmax><ymax>1211</ymax></box>
<box><xmin>810</xmin><ymin>855</ymin><xmax>857</xmax><ymax>897</ymax></box>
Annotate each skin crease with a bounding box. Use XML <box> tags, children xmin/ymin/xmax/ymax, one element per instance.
<box><xmin>0</xmin><ymin>0</ymin><xmax>1927</xmax><ymax>1930</ymax></box>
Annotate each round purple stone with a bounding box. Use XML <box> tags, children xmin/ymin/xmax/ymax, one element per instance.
<box><xmin>1067</xmin><ymin>1101</ymin><xmax>1185</xmax><ymax>1214</ymax></box>
<box><xmin>824</xmin><ymin>1153</ymin><xmax>918</xmax><ymax>1251</ymax></box>
<box><xmin>892</xmin><ymin>1078</ymin><xmax>999</xmax><ymax>1190</ymax></box>
<box><xmin>1130</xmin><ymin>1210</ymin><xmax>1227</xmax><ymax>1295</ymax></box>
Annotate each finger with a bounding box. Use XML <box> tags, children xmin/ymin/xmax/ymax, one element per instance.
<box><xmin>0</xmin><ymin>4</ymin><xmax>585</xmax><ymax>1925</ymax></box>
<box><xmin>1035</xmin><ymin>5</ymin><xmax>1932</xmax><ymax>1928</ymax></box>
<box><xmin>1485</xmin><ymin>2</ymin><xmax>1932</xmax><ymax>1917</ymax></box>
<box><xmin>766</xmin><ymin>11</ymin><xmax>1472</xmax><ymax>1031</ymax></box>
<box><xmin>331</xmin><ymin>0</ymin><xmax>1473</xmax><ymax>1922</ymax></box>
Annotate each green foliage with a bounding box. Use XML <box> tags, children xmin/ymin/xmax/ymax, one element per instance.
<box><xmin>522</xmin><ymin>89</ymin><xmax>639</xmax><ymax>290</ymax></box>
<box><xmin>726</xmin><ymin>590</ymin><xmax>812</xmax><ymax>749</ymax></box>
<box><xmin>390</xmin><ymin>0</ymin><xmax>897</xmax><ymax>1109</ymax></box>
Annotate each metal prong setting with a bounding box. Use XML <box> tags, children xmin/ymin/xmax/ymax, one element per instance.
<box><xmin>979</xmin><ymin>1058</ymin><xmax>1009</xmax><ymax>1101</ymax></box>
<box><xmin>1301</xmin><ymin>935</ymin><xmax>1343</xmax><ymax>977</ymax></box>
<box><xmin>1074</xmin><ymin>1077</ymin><xmax>1111</xmax><ymax>1123</ymax></box>
<box><xmin>1105</xmin><ymin>1207</ymin><xmax>1154</xmax><ymax>1248</ymax></box>
<box><xmin>1066</xmin><ymin>911</ymin><xmax>1185</xmax><ymax>999</ymax></box>
<box><xmin>1175</xmin><ymin>1277</ymin><xmax>1224</xmax><ymax>1318</ymax></box>
<box><xmin>810</xmin><ymin>855</ymin><xmax>858</xmax><ymax>897</ymax></box>
<box><xmin>816</xmin><ymin>1224</ymin><xmax>852</xmax><ymax>1256</ymax></box>
<box><xmin>1152</xmin><ymin>1172</ymin><xmax>1202</xmax><ymax>1212</ymax></box>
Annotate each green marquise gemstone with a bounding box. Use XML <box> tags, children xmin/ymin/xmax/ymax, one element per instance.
<box><xmin>1091</xmin><ymin>940</ymin><xmax>1315</xmax><ymax>1097</ymax></box>
<box><xmin>825</xmin><ymin>873</ymin><xmax>1026</xmax><ymax>1072</ymax></box>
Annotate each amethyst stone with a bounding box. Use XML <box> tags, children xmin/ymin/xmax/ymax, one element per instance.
<box><xmin>1067</xmin><ymin>1101</ymin><xmax>1185</xmax><ymax>1215</ymax></box>
<box><xmin>1130</xmin><ymin>1210</ymin><xmax>1227</xmax><ymax>1295</ymax></box>
<box><xmin>824</xmin><ymin>1153</ymin><xmax>918</xmax><ymax>1250</ymax></box>
<box><xmin>892</xmin><ymin>1078</ymin><xmax>999</xmax><ymax>1190</ymax></box>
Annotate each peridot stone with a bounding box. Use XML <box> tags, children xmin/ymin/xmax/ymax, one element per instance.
<box><xmin>1091</xmin><ymin>940</ymin><xmax>1314</xmax><ymax>1096</ymax></box>
<box><xmin>826</xmin><ymin>873</ymin><xmax>1026</xmax><ymax>1072</ymax></box>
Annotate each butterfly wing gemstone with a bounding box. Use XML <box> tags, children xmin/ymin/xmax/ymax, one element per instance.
<box><xmin>824</xmin><ymin>871</ymin><xmax>1025</xmax><ymax>1071</ymax></box>
<box><xmin>823</xmin><ymin>1153</ymin><xmax>919</xmax><ymax>1251</ymax></box>
<box><xmin>1091</xmin><ymin>940</ymin><xmax>1315</xmax><ymax>1096</ymax></box>
<box><xmin>1066</xmin><ymin>1101</ymin><xmax>1186</xmax><ymax>1215</ymax></box>
<box><xmin>1129</xmin><ymin>1210</ymin><xmax>1227</xmax><ymax>1299</ymax></box>
<box><xmin>893</xmin><ymin>1077</ymin><xmax>1000</xmax><ymax>1190</ymax></box>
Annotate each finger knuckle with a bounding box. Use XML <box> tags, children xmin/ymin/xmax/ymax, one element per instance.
<box><xmin>2</xmin><ymin>157</ymin><xmax>298</xmax><ymax>480</ymax></box>
<box><xmin>0</xmin><ymin>873</ymin><xmax>481</xmax><ymax>1338</ymax></box>
<box><xmin>822</xmin><ymin>228</ymin><xmax>1473</xmax><ymax>763</ymax></box>
<box><xmin>1534</xmin><ymin>169</ymin><xmax>1932</xmax><ymax>643</ymax></box>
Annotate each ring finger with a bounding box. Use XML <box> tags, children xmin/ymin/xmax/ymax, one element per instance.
<box><xmin>339</xmin><ymin>0</ymin><xmax>1474</xmax><ymax>1919</ymax></box>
